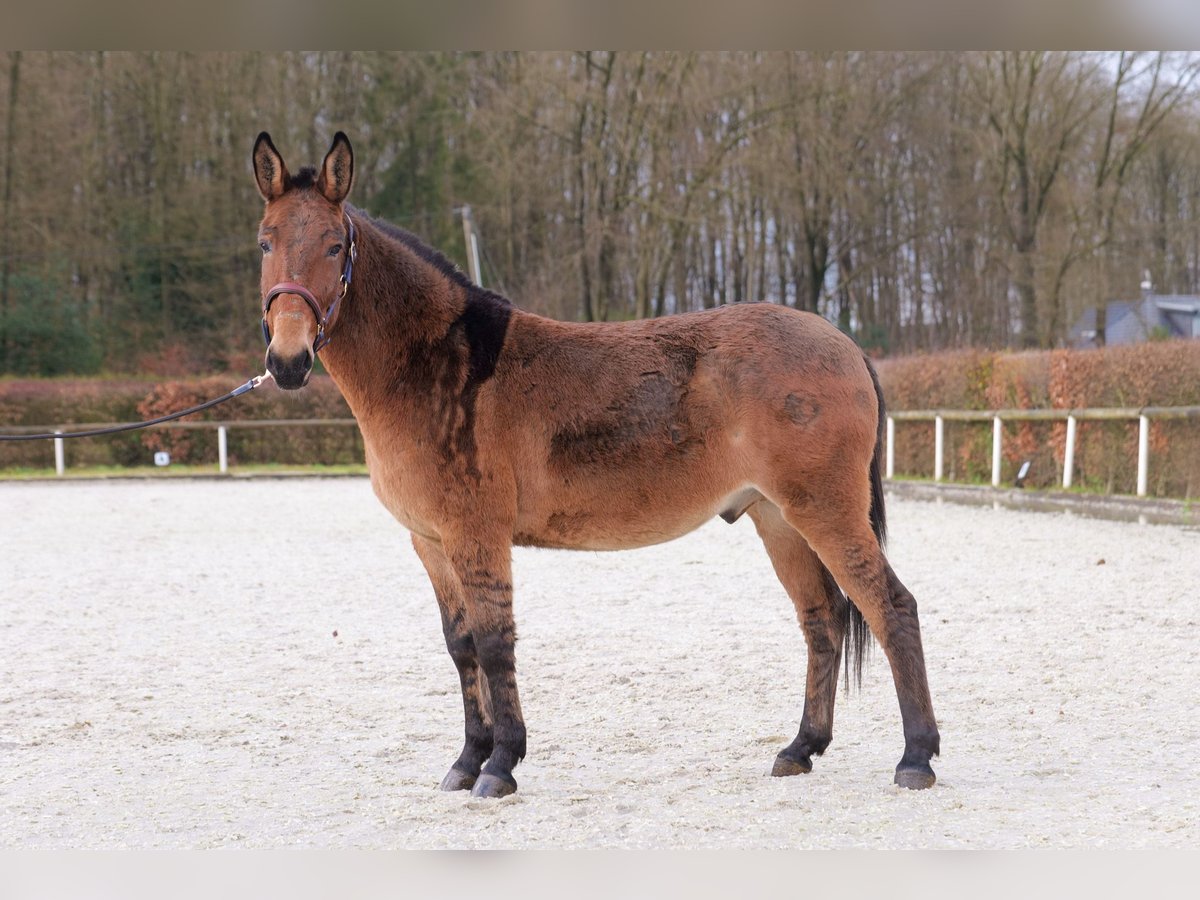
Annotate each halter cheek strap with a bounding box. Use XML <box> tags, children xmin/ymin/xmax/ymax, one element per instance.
<box><xmin>260</xmin><ymin>215</ymin><xmax>357</xmax><ymax>354</ymax></box>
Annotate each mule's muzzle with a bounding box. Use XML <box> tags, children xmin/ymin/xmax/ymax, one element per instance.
<box><xmin>266</xmin><ymin>346</ymin><xmax>313</xmax><ymax>390</ymax></box>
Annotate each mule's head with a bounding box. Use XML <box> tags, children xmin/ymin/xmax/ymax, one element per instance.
<box><xmin>252</xmin><ymin>131</ymin><xmax>355</xmax><ymax>389</ymax></box>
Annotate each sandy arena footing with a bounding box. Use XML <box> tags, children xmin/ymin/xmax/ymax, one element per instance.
<box><xmin>1</xmin><ymin>478</ymin><xmax>1196</xmax><ymax>848</ymax></box>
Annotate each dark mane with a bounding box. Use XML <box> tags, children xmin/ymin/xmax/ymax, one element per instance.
<box><xmin>286</xmin><ymin>166</ymin><xmax>319</xmax><ymax>191</ymax></box>
<box><xmin>349</xmin><ymin>204</ymin><xmax>512</xmax><ymax>308</ymax></box>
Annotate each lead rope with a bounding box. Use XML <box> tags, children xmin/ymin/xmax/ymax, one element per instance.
<box><xmin>0</xmin><ymin>372</ymin><xmax>274</xmax><ymax>442</ymax></box>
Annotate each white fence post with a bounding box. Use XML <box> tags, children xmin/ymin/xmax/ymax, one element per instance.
<box><xmin>469</xmin><ymin>232</ymin><xmax>483</xmax><ymax>288</ymax></box>
<box><xmin>886</xmin><ymin>416</ymin><xmax>895</xmax><ymax>479</ymax></box>
<box><xmin>37</xmin><ymin>411</ymin><xmax>1197</xmax><ymax>499</ymax></box>
<box><xmin>991</xmin><ymin>416</ymin><xmax>1002</xmax><ymax>487</ymax></box>
<box><xmin>1137</xmin><ymin>414</ymin><xmax>1150</xmax><ymax>497</ymax></box>
<box><xmin>461</xmin><ymin>206</ymin><xmax>482</xmax><ymax>286</ymax></box>
<box><xmin>934</xmin><ymin>415</ymin><xmax>944</xmax><ymax>482</ymax></box>
<box><xmin>1063</xmin><ymin>415</ymin><xmax>1077</xmax><ymax>489</ymax></box>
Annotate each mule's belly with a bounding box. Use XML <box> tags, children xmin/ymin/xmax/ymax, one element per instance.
<box><xmin>512</xmin><ymin>464</ymin><xmax>757</xmax><ymax>551</ymax></box>
<box><xmin>513</xmin><ymin>508</ymin><xmax>716</xmax><ymax>551</ymax></box>
<box><xmin>513</xmin><ymin>501</ymin><xmax>715</xmax><ymax>551</ymax></box>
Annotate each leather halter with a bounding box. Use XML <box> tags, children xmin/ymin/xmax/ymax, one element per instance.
<box><xmin>260</xmin><ymin>215</ymin><xmax>357</xmax><ymax>354</ymax></box>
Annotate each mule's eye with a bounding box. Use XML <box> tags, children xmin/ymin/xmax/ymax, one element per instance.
<box><xmin>327</xmin><ymin>244</ymin><xmax>343</xmax><ymax>258</ymax></box>
<box><xmin>259</xmin><ymin>240</ymin><xmax>271</xmax><ymax>253</ymax></box>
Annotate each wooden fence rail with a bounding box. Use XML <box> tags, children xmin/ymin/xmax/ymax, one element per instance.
<box><xmin>886</xmin><ymin>406</ymin><xmax>1200</xmax><ymax>496</ymax></box>
<box><xmin>11</xmin><ymin>405</ymin><xmax>1200</xmax><ymax>493</ymax></box>
<box><xmin>2</xmin><ymin>419</ymin><xmax>359</xmax><ymax>476</ymax></box>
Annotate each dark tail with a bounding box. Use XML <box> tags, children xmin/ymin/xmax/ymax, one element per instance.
<box><xmin>866</xmin><ymin>356</ymin><xmax>888</xmax><ymax>548</ymax></box>
<box><xmin>841</xmin><ymin>356</ymin><xmax>888</xmax><ymax>691</ymax></box>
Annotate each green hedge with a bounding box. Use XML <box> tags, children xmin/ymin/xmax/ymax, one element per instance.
<box><xmin>875</xmin><ymin>341</ymin><xmax>1200</xmax><ymax>498</ymax></box>
<box><xmin>7</xmin><ymin>341</ymin><xmax>1200</xmax><ymax>497</ymax></box>
<box><xmin>0</xmin><ymin>375</ymin><xmax>361</xmax><ymax>470</ymax></box>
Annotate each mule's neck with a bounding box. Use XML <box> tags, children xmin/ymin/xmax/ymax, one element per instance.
<box><xmin>316</xmin><ymin>209</ymin><xmax>488</xmax><ymax>415</ymax></box>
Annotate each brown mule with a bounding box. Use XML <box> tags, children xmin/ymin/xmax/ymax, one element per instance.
<box><xmin>253</xmin><ymin>132</ymin><xmax>940</xmax><ymax>797</ymax></box>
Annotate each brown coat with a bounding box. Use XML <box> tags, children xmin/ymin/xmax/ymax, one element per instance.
<box><xmin>254</xmin><ymin>132</ymin><xmax>939</xmax><ymax>798</ymax></box>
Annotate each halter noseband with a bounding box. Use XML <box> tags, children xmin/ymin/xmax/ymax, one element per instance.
<box><xmin>260</xmin><ymin>215</ymin><xmax>357</xmax><ymax>354</ymax></box>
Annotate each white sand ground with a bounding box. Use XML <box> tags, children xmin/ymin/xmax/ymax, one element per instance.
<box><xmin>0</xmin><ymin>477</ymin><xmax>1196</xmax><ymax>848</ymax></box>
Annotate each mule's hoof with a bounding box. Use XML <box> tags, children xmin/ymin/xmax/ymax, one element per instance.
<box><xmin>439</xmin><ymin>766</ymin><xmax>477</xmax><ymax>792</ymax></box>
<box><xmin>470</xmin><ymin>772</ymin><xmax>517</xmax><ymax>798</ymax></box>
<box><xmin>894</xmin><ymin>767</ymin><xmax>936</xmax><ymax>790</ymax></box>
<box><xmin>771</xmin><ymin>754</ymin><xmax>813</xmax><ymax>777</ymax></box>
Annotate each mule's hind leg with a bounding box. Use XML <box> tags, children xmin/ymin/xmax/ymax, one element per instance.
<box><xmin>779</xmin><ymin>498</ymin><xmax>940</xmax><ymax>789</ymax></box>
<box><xmin>412</xmin><ymin>534</ymin><xmax>494</xmax><ymax>792</ymax></box>
<box><xmin>748</xmin><ymin>501</ymin><xmax>846</xmax><ymax>777</ymax></box>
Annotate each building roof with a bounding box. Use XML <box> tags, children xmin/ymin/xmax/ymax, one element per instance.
<box><xmin>1069</xmin><ymin>294</ymin><xmax>1200</xmax><ymax>347</ymax></box>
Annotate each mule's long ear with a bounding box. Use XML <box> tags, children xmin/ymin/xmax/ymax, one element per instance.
<box><xmin>317</xmin><ymin>132</ymin><xmax>354</xmax><ymax>204</ymax></box>
<box><xmin>253</xmin><ymin>132</ymin><xmax>289</xmax><ymax>202</ymax></box>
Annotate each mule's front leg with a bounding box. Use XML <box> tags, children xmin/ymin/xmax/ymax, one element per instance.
<box><xmin>447</xmin><ymin>537</ymin><xmax>526</xmax><ymax>799</ymax></box>
<box><xmin>438</xmin><ymin>627</ymin><xmax>495</xmax><ymax>791</ymax></box>
<box><xmin>412</xmin><ymin>535</ymin><xmax>493</xmax><ymax>792</ymax></box>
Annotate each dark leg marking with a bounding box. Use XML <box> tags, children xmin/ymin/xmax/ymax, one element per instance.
<box><xmin>412</xmin><ymin>534</ymin><xmax>496</xmax><ymax>792</ymax></box>
<box><xmin>884</xmin><ymin>566</ymin><xmax>940</xmax><ymax>789</ymax></box>
<box><xmin>471</xmin><ymin>627</ymin><xmax>526</xmax><ymax>798</ymax></box>
<box><xmin>773</xmin><ymin>570</ymin><xmax>846</xmax><ymax>777</ymax></box>
<box><xmin>438</xmin><ymin>620</ymin><xmax>495</xmax><ymax>790</ymax></box>
<box><xmin>749</xmin><ymin>502</ymin><xmax>846</xmax><ymax>779</ymax></box>
<box><xmin>794</xmin><ymin>516</ymin><xmax>940</xmax><ymax>789</ymax></box>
